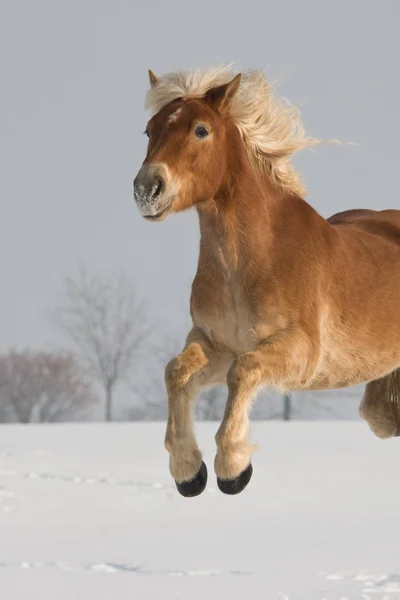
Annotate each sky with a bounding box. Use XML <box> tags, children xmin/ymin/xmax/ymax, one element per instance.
<box><xmin>0</xmin><ymin>0</ymin><xmax>399</xmax><ymax>365</ymax></box>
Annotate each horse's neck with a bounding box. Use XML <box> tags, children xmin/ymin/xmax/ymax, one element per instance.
<box><xmin>197</xmin><ymin>165</ymin><xmax>279</xmax><ymax>276</ymax></box>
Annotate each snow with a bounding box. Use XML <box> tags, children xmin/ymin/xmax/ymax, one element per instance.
<box><xmin>0</xmin><ymin>422</ymin><xmax>399</xmax><ymax>600</ymax></box>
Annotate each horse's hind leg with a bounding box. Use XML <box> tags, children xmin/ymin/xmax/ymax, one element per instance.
<box><xmin>164</xmin><ymin>327</ymin><xmax>231</xmax><ymax>497</ymax></box>
<box><xmin>359</xmin><ymin>369</ymin><xmax>400</xmax><ymax>438</ymax></box>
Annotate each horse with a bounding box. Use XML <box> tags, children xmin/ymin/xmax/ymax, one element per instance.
<box><xmin>133</xmin><ymin>66</ymin><xmax>400</xmax><ymax>497</ymax></box>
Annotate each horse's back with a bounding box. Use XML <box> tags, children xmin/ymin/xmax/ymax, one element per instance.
<box><xmin>328</xmin><ymin>208</ymin><xmax>374</xmax><ymax>224</ymax></box>
<box><xmin>328</xmin><ymin>208</ymin><xmax>400</xmax><ymax>245</ymax></box>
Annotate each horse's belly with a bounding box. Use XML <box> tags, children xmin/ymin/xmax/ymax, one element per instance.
<box><xmin>309</xmin><ymin>328</ymin><xmax>400</xmax><ymax>391</ymax></box>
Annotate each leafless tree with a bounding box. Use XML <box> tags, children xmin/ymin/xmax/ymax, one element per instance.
<box><xmin>0</xmin><ymin>380</ymin><xmax>13</xmax><ymax>423</ymax></box>
<box><xmin>51</xmin><ymin>268</ymin><xmax>150</xmax><ymax>421</ymax></box>
<box><xmin>36</xmin><ymin>352</ymin><xmax>97</xmax><ymax>422</ymax></box>
<box><xmin>0</xmin><ymin>350</ymin><xmax>40</xmax><ymax>422</ymax></box>
<box><xmin>0</xmin><ymin>350</ymin><xmax>97</xmax><ymax>423</ymax></box>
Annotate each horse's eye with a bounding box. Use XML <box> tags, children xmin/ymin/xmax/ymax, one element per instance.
<box><xmin>195</xmin><ymin>126</ymin><xmax>209</xmax><ymax>139</ymax></box>
<box><xmin>144</xmin><ymin>128</ymin><xmax>149</xmax><ymax>138</ymax></box>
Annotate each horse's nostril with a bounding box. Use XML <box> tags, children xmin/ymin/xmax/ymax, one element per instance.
<box><xmin>133</xmin><ymin>168</ymin><xmax>165</xmax><ymax>206</ymax></box>
<box><xmin>150</xmin><ymin>178</ymin><xmax>164</xmax><ymax>201</ymax></box>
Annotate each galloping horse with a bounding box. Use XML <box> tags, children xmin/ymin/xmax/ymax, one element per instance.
<box><xmin>133</xmin><ymin>66</ymin><xmax>400</xmax><ymax>497</ymax></box>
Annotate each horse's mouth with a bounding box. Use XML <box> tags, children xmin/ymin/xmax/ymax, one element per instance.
<box><xmin>143</xmin><ymin>199</ymin><xmax>174</xmax><ymax>222</ymax></box>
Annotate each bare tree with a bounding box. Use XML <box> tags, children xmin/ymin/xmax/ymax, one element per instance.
<box><xmin>51</xmin><ymin>268</ymin><xmax>150</xmax><ymax>421</ymax></box>
<box><xmin>36</xmin><ymin>352</ymin><xmax>97</xmax><ymax>422</ymax></box>
<box><xmin>0</xmin><ymin>376</ymin><xmax>14</xmax><ymax>423</ymax></box>
<box><xmin>0</xmin><ymin>350</ymin><xmax>97</xmax><ymax>423</ymax></box>
<box><xmin>0</xmin><ymin>350</ymin><xmax>40</xmax><ymax>423</ymax></box>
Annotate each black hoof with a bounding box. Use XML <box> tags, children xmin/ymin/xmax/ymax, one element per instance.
<box><xmin>217</xmin><ymin>463</ymin><xmax>253</xmax><ymax>495</ymax></box>
<box><xmin>175</xmin><ymin>462</ymin><xmax>208</xmax><ymax>498</ymax></box>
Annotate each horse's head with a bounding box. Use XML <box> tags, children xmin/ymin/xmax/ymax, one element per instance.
<box><xmin>133</xmin><ymin>71</ymin><xmax>241</xmax><ymax>221</ymax></box>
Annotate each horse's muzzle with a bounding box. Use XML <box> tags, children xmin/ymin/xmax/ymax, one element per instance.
<box><xmin>133</xmin><ymin>163</ymin><xmax>171</xmax><ymax>218</ymax></box>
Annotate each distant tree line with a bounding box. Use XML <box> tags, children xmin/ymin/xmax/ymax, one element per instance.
<box><xmin>0</xmin><ymin>350</ymin><xmax>96</xmax><ymax>423</ymax></box>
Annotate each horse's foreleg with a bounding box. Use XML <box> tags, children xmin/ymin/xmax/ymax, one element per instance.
<box><xmin>164</xmin><ymin>328</ymin><xmax>231</xmax><ymax>497</ymax></box>
<box><xmin>215</xmin><ymin>334</ymin><xmax>315</xmax><ymax>495</ymax></box>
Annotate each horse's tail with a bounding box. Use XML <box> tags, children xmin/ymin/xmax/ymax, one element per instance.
<box><xmin>359</xmin><ymin>369</ymin><xmax>400</xmax><ymax>438</ymax></box>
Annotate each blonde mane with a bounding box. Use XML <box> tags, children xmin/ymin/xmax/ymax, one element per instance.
<box><xmin>145</xmin><ymin>65</ymin><xmax>323</xmax><ymax>197</ymax></box>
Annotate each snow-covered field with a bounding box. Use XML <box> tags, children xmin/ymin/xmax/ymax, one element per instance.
<box><xmin>0</xmin><ymin>422</ymin><xmax>399</xmax><ymax>600</ymax></box>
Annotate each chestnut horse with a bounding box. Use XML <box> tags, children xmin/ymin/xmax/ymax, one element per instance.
<box><xmin>133</xmin><ymin>66</ymin><xmax>400</xmax><ymax>497</ymax></box>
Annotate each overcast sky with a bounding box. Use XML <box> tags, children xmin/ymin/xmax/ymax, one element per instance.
<box><xmin>1</xmin><ymin>0</ymin><xmax>399</xmax><ymax>357</ymax></box>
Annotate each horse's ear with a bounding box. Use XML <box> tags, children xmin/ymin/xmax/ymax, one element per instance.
<box><xmin>206</xmin><ymin>74</ymin><xmax>241</xmax><ymax>112</ymax></box>
<box><xmin>148</xmin><ymin>70</ymin><xmax>160</xmax><ymax>88</ymax></box>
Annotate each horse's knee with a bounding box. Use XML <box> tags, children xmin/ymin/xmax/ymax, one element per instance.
<box><xmin>164</xmin><ymin>355</ymin><xmax>183</xmax><ymax>391</ymax></box>
<box><xmin>165</xmin><ymin>344</ymin><xmax>208</xmax><ymax>393</ymax></box>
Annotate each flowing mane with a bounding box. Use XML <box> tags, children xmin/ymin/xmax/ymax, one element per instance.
<box><xmin>145</xmin><ymin>65</ymin><xmax>322</xmax><ymax>197</ymax></box>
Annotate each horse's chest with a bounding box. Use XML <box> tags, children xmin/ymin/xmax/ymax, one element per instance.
<box><xmin>191</xmin><ymin>278</ymin><xmax>258</xmax><ymax>354</ymax></box>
